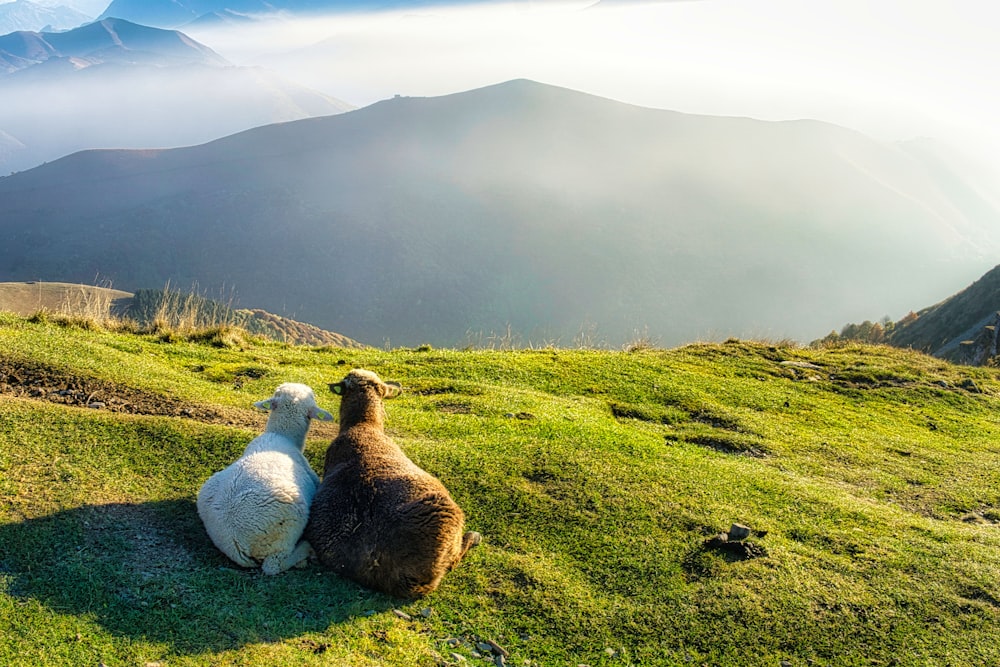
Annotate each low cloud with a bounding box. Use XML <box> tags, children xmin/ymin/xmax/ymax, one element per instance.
<box><xmin>187</xmin><ymin>0</ymin><xmax>1000</xmax><ymax>169</ymax></box>
<box><xmin>2</xmin><ymin>0</ymin><xmax>998</xmax><ymax>176</ymax></box>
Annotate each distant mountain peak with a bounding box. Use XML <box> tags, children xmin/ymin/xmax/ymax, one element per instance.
<box><xmin>0</xmin><ymin>17</ymin><xmax>229</xmax><ymax>74</ymax></box>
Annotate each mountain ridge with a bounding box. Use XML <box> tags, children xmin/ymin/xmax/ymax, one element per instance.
<box><xmin>99</xmin><ymin>0</ymin><xmax>500</xmax><ymax>28</ymax></box>
<box><xmin>825</xmin><ymin>263</ymin><xmax>1000</xmax><ymax>365</ymax></box>
<box><xmin>2</xmin><ymin>79</ymin><xmax>998</xmax><ymax>347</ymax></box>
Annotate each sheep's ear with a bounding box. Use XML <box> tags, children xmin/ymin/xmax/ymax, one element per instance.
<box><xmin>311</xmin><ymin>407</ymin><xmax>334</xmax><ymax>422</ymax></box>
<box><xmin>329</xmin><ymin>382</ymin><xmax>345</xmax><ymax>395</ymax></box>
<box><xmin>254</xmin><ymin>398</ymin><xmax>273</xmax><ymax>411</ymax></box>
<box><xmin>383</xmin><ymin>382</ymin><xmax>402</xmax><ymax>399</ymax></box>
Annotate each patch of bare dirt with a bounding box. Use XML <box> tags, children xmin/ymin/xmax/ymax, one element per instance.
<box><xmin>0</xmin><ymin>355</ymin><xmax>261</xmax><ymax>428</ymax></box>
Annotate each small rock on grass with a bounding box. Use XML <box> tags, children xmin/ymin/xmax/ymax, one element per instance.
<box><xmin>475</xmin><ymin>639</ymin><xmax>510</xmax><ymax>658</ymax></box>
<box><xmin>728</xmin><ymin>523</ymin><xmax>751</xmax><ymax>541</ymax></box>
<box><xmin>486</xmin><ymin>639</ymin><xmax>509</xmax><ymax>657</ymax></box>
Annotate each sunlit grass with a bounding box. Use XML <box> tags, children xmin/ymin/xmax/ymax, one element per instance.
<box><xmin>2</xmin><ymin>316</ymin><xmax>1000</xmax><ymax>665</ymax></box>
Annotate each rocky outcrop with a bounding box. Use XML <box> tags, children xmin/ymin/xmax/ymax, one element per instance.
<box><xmin>957</xmin><ymin>312</ymin><xmax>1000</xmax><ymax>365</ymax></box>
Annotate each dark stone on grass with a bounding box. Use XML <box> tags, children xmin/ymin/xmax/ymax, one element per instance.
<box><xmin>704</xmin><ymin>525</ymin><xmax>768</xmax><ymax>561</ymax></box>
<box><xmin>960</xmin><ymin>378</ymin><xmax>982</xmax><ymax>393</ymax></box>
<box><xmin>728</xmin><ymin>523</ymin><xmax>751</xmax><ymax>541</ymax></box>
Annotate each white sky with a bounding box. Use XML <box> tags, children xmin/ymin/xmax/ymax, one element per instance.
<box><xmin>194</xmin><ymin>0</ymin><xmax>1000</xmax><ymax>171</ymax></box>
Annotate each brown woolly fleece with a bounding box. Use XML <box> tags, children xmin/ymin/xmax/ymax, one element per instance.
<box><xmin>304</xmin><ymin>368</ymin><xmax>481</xmax><ymax>598</ymax></box>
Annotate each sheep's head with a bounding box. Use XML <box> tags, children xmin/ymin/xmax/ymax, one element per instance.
<box><xmin>329</xmin><ymin>369</ymin><xmax>401</xmax><ymax>427</ymax></box>
<box><xmin>329</xmin><ymin>369</ymin><xmax>402</xmax><ymax>400</ymax></box>
<box><xmin>255</xmin><ymin>382</ymin><xmax>334</xmax><ymax>423</ymax></box>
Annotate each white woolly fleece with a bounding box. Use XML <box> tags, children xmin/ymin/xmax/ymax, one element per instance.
<box><xmin>196</xmin><ymin>383</ymin><xmax>332</xmax><ymax>574</ymax></box>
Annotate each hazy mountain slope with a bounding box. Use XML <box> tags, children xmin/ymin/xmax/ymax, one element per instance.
<box><xmin>99</xmin><ymin>0</ymin><xmax>271</xmax><ymax>28</ymax></box>
<box><xmin>0</xmin><ymin>19</ymin><xmax>353</xmax><ymax>174</ymax></box>
<box><xmin>0</xmin><ymin>0</ymin><xmax>90</xmax><ymax>33</ymax></box>
<box><xmin>1</xmin><ymin>79</ymin><xmax>998</xmax><ymax>347</ymax></box>
<box><xmin>863</xmin><ymin>263</ymin><xmax>1000</xmax><ymax>358</ymax></box>
<box><xmin>895</xmin><ymin>138</ymin><xmax>1000</xmax><ymax>250</ymax></box>
<box><xmin>55</xmin><ymin>0</ymin><xmax>108</xmax><ymax>15</ymax></box>
<box><xmin>0</xmin><ymin>128</ymin><xmax>25</xmax><ymax>164</ymax></box>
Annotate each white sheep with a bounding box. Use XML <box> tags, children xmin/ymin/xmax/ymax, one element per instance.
<box><xmin>197</xmin><ymin>382</ymin><xmax>333</xmax><ymax>575</ymax></box>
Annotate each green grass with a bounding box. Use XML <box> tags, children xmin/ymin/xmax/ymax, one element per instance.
<box><xmin>2</xmin><ymin>313</ymin><xmax>1000</xmax><ymax>666</ymax></box>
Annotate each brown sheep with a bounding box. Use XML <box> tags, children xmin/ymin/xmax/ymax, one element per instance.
<box><xmin>304</xmin><ymin>368</ymin><xmax>481</xmax><ymax>598</ymax></box>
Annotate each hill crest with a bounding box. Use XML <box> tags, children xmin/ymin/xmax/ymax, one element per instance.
<box><xmin>0</xmin><ymin>0</ymin><xmax>90</xmax><ymax>34</ymax></box>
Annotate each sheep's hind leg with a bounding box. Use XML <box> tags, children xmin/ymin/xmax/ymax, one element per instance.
<box><xmin>456</xmin><ymin>531</ymin><xmax>482</xmax><ymax>563</ymax></box>
<box><xmin>292</xmin><ymin>540</ymin><xmax>316</xmax><ymax>568</ymax></box>
<box><xmin>262</xmin><ymin>540</ymin><xmax>313</xmax><ymax>575</ymax></box>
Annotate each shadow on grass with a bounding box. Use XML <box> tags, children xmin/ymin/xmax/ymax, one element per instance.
<box><xmin>0</xmin><ymin>499</ymin><xmax>396</xmax><ymax>654</ymax></box>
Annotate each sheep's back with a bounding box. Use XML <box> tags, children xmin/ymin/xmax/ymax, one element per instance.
<box><xmin>231</xmin><ymin>449</ymin><xmax>319</xmax><ymax>504</ymax></box>
<box><xmin>318</xmin><ymin>430</ymin><xmax>456</xmax><ymax>522</ymax></box>
<box><xmin>198</xmin><ymin>445</ymin><xmax>320</xmax><ymax>566</ymax></box>
<box><xmin>308</xmin><ymin>431</ymin><xmax>468</xmax><ymax>596</ymax></box>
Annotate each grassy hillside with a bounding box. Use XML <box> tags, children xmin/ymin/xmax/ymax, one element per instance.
<box><xmin>2</xmin><ymin>313</ymin><xmax>1000</xmax><ymax>666</ymax></box>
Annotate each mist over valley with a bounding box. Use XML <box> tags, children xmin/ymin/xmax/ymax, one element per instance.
<box><xmin>0</xmin><ymin>17</ymin><xmax>352</xmax><ymax>174</ymax></box>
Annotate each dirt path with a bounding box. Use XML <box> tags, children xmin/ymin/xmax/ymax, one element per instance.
<box><xmin>0</xmin><ymin>355</ymin><xmax>264</xmax><ymax>428</ymax></box>
<box><xmin>0</xmin><ymin>354</ymin><xmax>342</xmax><ymax>440</ymax></box>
